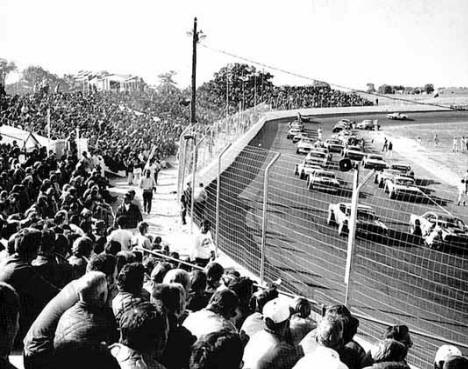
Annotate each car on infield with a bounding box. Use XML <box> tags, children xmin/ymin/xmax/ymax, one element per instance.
<box><xmin>292</xmin><ymin>132</ymin><xmax>313</xmax><ymax>143</ymax></box>
<box><xmin>296</xmin><ymin>137</ymin><xmax>317</xmax><ymax>154</ymax></box>
<box><xmin>384</xmin><ymin>176</ymin><xmax>424</xmax><ymax>200</ymax></box>
<box><xmin>332</xmin><ymin>119</ymin><xmax>354</xmax><ymax>133</ymax></box>
<box><xmin>374</xmin><ymin>164</ymin><xmax>414</xmax><ymax>187</ymax></box>
<box><xmin>387</xmin><ymin>112</ymin><xmax>408</xmax><ymax>120</ymax></box>
<box><xmin>327</xmin><ymin>203</ymin><xmax>388</xmax><ymax>236</ymax></box>
<box><xmin>342</xmin><ymin>147</ymin><xmax>366</xmax><ymax>162</ymax></box>
<box><xmin>306</xmin><ymin>170</ymin><xmax>340</xmax><ymax>193</ymax></box>
<box><xmin>362</xmin><ymin>154</ymin><xmax>387</xmax><ymax>170</ymax></box>
<box><xmin>294</xmin><ymin>160</ymin><xmax>322</xmax><ymax>180</ymax></box>
<box><xmin>409</xmin><ymin>212</ymin><xmax>468</xmax><ymax>250</ymax></box>
<box><xmin>287</xmin><ymin>127</ymin><xmax>303</xmax><ymax>139</ymax></box>
<box><xmin>303</xmin><ymin>150</ymin><xmax>330</xmax><ymax>168</ymax></box>
<box><xmin>324</xmin><ymin>138</ymin><xmax>345</xmax><ymax>153</ymax></box>
<box><xmin>289</xmin><ymin>120</ymin><xmax>305</xmax><ymax>130</ymax></box>
<box><xmin>356</xmin><ymin>119</ymin><xmax>378</xmax><ymax>130</ymax></box>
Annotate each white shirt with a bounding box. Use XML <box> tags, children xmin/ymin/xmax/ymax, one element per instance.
<box><xmin>139</xmin><ymin>177</ymin><xmax>156</xmax><ymax>191</ymax></box>
<box><xmin>132</xmin><ymin>234</ymin><xmax>152</xmax><ymax>249</ymax></box>
<box><xmin>191</xmin><ymin>230</ymin><xmax>215</xmax><ymax>260</ymax></box>
<box><xmin>108</xmin><ymin>229</ymin><xmax>133</xmax><ymax>251</ymax></box>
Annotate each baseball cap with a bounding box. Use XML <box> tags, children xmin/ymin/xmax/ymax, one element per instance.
<box><xmin>435</xmin><ymin>345</ymin><xmax>462</xmax><ymax>367</ymax></box>
<box><xmin>293</xmin><ymin>346</ymin><xmax>345</xmax><ymax>369</ymax></box>
<box><xmin>263</xmin><ymin>298</ymin><xmax>291</xmax><ymax>324</ymax></box>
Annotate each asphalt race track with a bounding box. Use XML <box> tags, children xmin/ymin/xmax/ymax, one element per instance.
<box><xmin>204</xmin><ymin>110</ymin><xmax>468</xmax><ymax>366</ymax></box>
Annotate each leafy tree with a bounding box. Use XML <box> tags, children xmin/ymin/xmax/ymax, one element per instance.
<box><xmin>366</xmin><ymin>83</ymin><xmax>375</xmax><ymax>93</ymax></box>
<box><xmin>21</xmin><ymin>65</ymin><xmax>69</xmax><ymax>91</ymax></box>
<box><xmin>424</xmin><ymin>83</ymin><xmax>434</xmax><ymax>94</ymax></box>
<box><xmin>378</xmin><ymin>84</ymin><xmax>393</xmax><ymax>94</ymax></box>
<box><xmin>0</xmin><ymin>58</ymin><xmax>17</xmax><ymax>85</ymax></box>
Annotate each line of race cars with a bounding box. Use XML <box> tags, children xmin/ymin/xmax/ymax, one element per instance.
<box><xmin>289</xmin><ymin>116</ymin><xmax>468</xmax><ymax>251</ymax></box>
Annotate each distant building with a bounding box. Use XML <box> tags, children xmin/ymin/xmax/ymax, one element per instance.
<box><xmin>74</xmin><ymin>71</ymin><xmax>146</xmax><ymax>92</ymax></box>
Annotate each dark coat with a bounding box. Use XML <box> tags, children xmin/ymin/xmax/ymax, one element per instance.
<box><xmin>0</xmin><ymin>255</ymin><xmax>59</xmax><ymax>346</ymax></box>
<box><xmin>115</xmin><ymin>203</ymin><xmax>143</xmax><ymax>229</ymax></box>
<box><xmin>54</xmin><ymin>301</ymin><xmax>118</xmax><ymax>347</ymax></box>
<box><xmin>161</xmin><ymin>314</ymin><xmax>196</xmax><ymax>369</ymax></box>
<box><xmin>363</xmin><ymin>361</ymin><xmax>411</xmax><ymax>369</ymax></box>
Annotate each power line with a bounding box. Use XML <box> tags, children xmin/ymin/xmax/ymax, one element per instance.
<box><xmin>200</xmin><ymin>43</ymin><xmax>453</xmax><ymax>109</ymax></box>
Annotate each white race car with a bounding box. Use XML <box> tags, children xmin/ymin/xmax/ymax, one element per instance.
<box><xmin>387</xmin><ymin>112</ymin><xmax>408</xmax><ymax>120</ymax></box>
<box><xmin>324</xmin><ymin>138</ymin><xmax>345</xmax><ymax>153</ymax></box>
<box><xmin>327</xmin><ymin>203</ymin><xmax>388</xmax><ymax>236</ymax></box>
<box><xmin>374</xmin><ymin>163</ymin><xmax>414</xmax><ymax>187</ymax></box>
<box><xmin>296</xmin><ymin>138</ymin><xmax>317</xmax><ymax>154</ymax></box>
<box><xmin>305</xmin><ymin>150</ymin><xmax>331</xmax><ymax>168</ymax></box>
<box><xmin>356</xmin><ymin>120</ymin><xmax>377</xmax><ymax>130</ymax></box>
<box><xmin>384</xmin><ymin>176</ymin><xmax>424</xmax><ymax>200</ymax></box>
<box><xmin>362</xmin><ymin>154</ymin><xmax>387</xmax><ymax>170</ymax></box>
<box><xmin>409</xmin><ymin>212</ymin><xmax>468</xmax><ymax>250</ymax></box>
<box><xmin>294</xmin><ymin>159</ymin><xmax>322</xmax><ymax>180</ymax></box>
<box><xmin>306</xmin><ymin>170</ymin><xmax>340</xmax><ymax>193</ymax></box>
<box><xmin>287</xmin><ymin>127</ymin><xmax>303</xmax><ymax>139</ymax></box>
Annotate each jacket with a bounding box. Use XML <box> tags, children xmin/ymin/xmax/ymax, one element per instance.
<box><xmin>112</xmin><ymin>291</ymin><xmax>148</xmax><ymax>323</ymax></box>
<box><xmin>363</xmin><ymin>361</ymin><xmax>410</xmax><ymax>369</ymax></box>
<box><xmin>54</xmin><ymin>301</ymin><xmax>118</xmax><ymax>347</ymax></box>
<box><xmin>110</xmin><ymin>343</ymin><xmax>167</xmax><ymax>369</ymax></box>
<box><xmin>115</xmin><ymin>203</ymin><xmax>143</xmax><ymax>229</ymax></box>
<box><xmin>182</xmin><ymin>309</ymin><xmax>237</xmax><ymax>339</ymax></box>
<box><xmin>161</xmin><ymin>314</ymin><xmax>196</xmax><ymax>369</ymax></box>
<box><xmin>0</xmin><ymin>255</ymin><xmax>59</xmax><ymax>345</ymax></box>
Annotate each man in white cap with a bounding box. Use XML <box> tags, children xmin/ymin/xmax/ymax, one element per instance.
<box><xmin>293</xmin><ymin>346</ymin><xmax>347</xmax><ymax>369</ymax></box>
<box><xmin>243</xmin><ymin>298</ymin><xmax>302</xmax><ymax>369</ymax></box>
<box><xmin>434</xmin><ymin>345</ymin><xmax>463</xmax><ymax>369</ymax></box>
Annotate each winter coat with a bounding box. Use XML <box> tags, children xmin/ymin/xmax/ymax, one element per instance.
<box><xmin>110</xmin><ymin>343</ymin><xmax>167</xmax><ymax>369</ymax></box>
<box><xmin>182</xmin><ymin>308</ymin><xmax>237</xmax><ymax>339</ymax></box>
<box><xmin>112</xmin><ymin>291</ymin><xmax>148</xmax><ymax>323</ymax></box>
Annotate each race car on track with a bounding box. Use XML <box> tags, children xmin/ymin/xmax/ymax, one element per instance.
<box><xmin>384</xmin><ymin>176</ymin><xmax>424</xmax><ymax>200</ymax></box>
<box><xmin>342</xmin><ymin>147</ymin><xmax>366</xmax><ymax>162</ymax></box>
<box><xmin>296</xmin><ymin>138</ymin><xmax>317</xmax><ymax>154</ymax></box>
<box><xmin>294</xmin><ymin>160</ymin><xmax>322</xmax><ymax>180</ymax></box>
<box><xmin>362</xmin><ymin>154</ymin><xmax>387</xmax><ymax>170</ymax></box>
<box><xmin>292</xmin><ymin>132</ymin><xmax>313</xmax><ymax>143</ymax></box>
<box><xmin>327</xmin><ymin>203</ymin><xmax>388</xmax><ymax>236</ymax></box>
<box><xmin>356</xmin><ymin>119</ymin><xmax>379</xmax><ymax>130</ymax></box>
<box><xmin>387</xmin><ymin>112</ymin><xmax>408</xmax><ymax>120</ymax></box>
<box><xmin>289</xmin><ymin>120</ymin><xmax>305</xmax><ymax>130</ymax></box>
<box><xmin>306</xmin><ymin>170</ymin><xmax>340</xmax><ymax>193</ymax></box>
<box><xmin>324</xmin><ymin>138</ymin><xmax>345</xmax><ymax>153</ymax></box>
<box><xmin>374</xmin><ymin>164</ymin><xmax>414</xmax><ymax>187</ymax></box>
<box><xmin>287</xmin><ymin>127</ymin><xmax>303</xmax><ymax>139</ymax></box>
<box><xmin>332</xmin><ymin>119</ymin><xmax>354</xmax><ymax>133</ymax></box>
<box><xmin>409</xmin><ymin>211</ymin><xmax>468</xmax><ymax>250</ymax></box>
<box><xmin>303</xmin><ymin>150</ymin><xmax>330</xmax><ymax>168</ymax></box>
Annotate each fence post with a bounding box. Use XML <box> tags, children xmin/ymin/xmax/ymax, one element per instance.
<box><xmin>190</xmin><ymin>136</ymin><xmax>206</xmax><ymax>234</ymax></box>
<box><xmin>344</xmin><ymin>168</ymin><xmax>375</xmax><ymax>308</ymax></box>
<box><xmin>260</xmin><ymin>152</ymin><xmax>281</xmax><ymax>285</ymax></box>
<box><xmin>177</xmin><ymin>126</ymin><xmax>192</xmax><ymax>197</ymax></box>
<box><xmin>215</xmin><ymin>143</ymin><xmax>232</xmax><ymax>255</ymax></box>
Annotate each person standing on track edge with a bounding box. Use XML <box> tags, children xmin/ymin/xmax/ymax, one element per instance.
<box><xmin>139</xmin><ymin>169</ymin><xmax>157</xmax><ymax>215</ymax></box>
<box><xmin>180</xmin><ymin>192</ymin><xmax>188</xmax><ymax>225</ymax></box>
<box><xmin>382</xmin><ymin>137</ymin><xmax>388</xmax><ymax>152</ymax></box>
<box><xmin>190</xmin><ymin>219</ymin><xmax>216</xmax><ymax>267</ymax></box>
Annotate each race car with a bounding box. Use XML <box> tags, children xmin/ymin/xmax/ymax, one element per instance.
<box><xmin>356</xmin><ymin>119</ymin><xmax>379</xmax><ymax>130</ymax></box>
<box><xmin>387</xmin><ymin>112</ymin><xmax>408</xmax><ymax>120</ymax></box>
<box><xmin>409</xmin><ymin>211</ymin><xmax>468</xmax><ymax>250</ymax></box>
<box><xmin>342</xmin><ymin>147</ymin><xmax>366</xmax><ymax>162</ymax></box>
<box><xmin>332</xmin><ymin>119</ymin><xmax>355</xmax><ymax>133</ymax></box>
<box><xmin>292</xmin><ymin>132</ymin><xmax>313</xmax><ymax>143</ymax></box>
<box><xmin>362</xmin><ymin>154</ymin><xmax>387</xmax><ymax>170</ymax></box>
<box><xmin>374</xmin><ymin>163</ymin><xmax>414</xmax><ymax>187</ymax></box>
<box><xmin>296</xmin><ymin>138</ymin><xmax>316</xmax><ymax>154</ymax></box>
<box><xmin>289</xmin><ymin>120</ymin><xmax>305</xmax><ymax>130</ymax></box>
<box><xmin>306</xmin><ymin>170</ymin><xmax>340</xmax><ymax>193</ymax></box>
<box><xmin>384</xmin><ymin>176</ymin><xmax>424</xmax><ymax>200</ymax></box>
<box><xmin>327</xmin><ymin>203</ymin><xmax>388</xmax><ymax>236</ymax></box>
<box><xmin>294</xmin><ymin>159</ymin><xmax>322</xmax><ymax>180</ymax></box>
<box><xmin>324</xmin><ymin>138</ymin><xmax>345</xmax><ymax>153</ymax></box>
<box><xmin>287</xmin><ymin>127</ymin><xmax>303</xmax><ymax>139</ymax></box>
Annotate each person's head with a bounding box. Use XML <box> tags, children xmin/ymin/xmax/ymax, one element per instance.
<box><xmin>291</xmin><ymin>297</ymin><xmax>312</xmax><ymax>319</ymax></box>
<box><xmin>87</xmin><ymin>253</ymin><xmax>117</xmax><ymax>293</ymax></box>
<box><xmin>0</xmin><ymin>282</ymin><xmax>20</xmax><ymax>358</ymax></box>
<box><xmin>314</xmin><ymin>316</ymin><xmax>343</xmax><ymax>350</ymax></box>
<box><xmin>251</xmin><ymin>286</ymin><xmax>278</xmax><ymax>313</ymax></box>
<box><xmin>105</xmin><ymin>240</ymin><xmax>122</xmax><ymax>256</ymax></box>
<box><xmin>14</xmin><ymin>228</ymin><xmax>42</xmax><ymax>261</ymax></box>
<box><xmin>116</xmin><ymin>216</ymin><xmax>128</xmax><ymax>229</ymax></box>
<box><xmin>150</xmin><ymin>262</ymin><xmax>172</xmax><ymax>284</ymax></box>
<box><xmin>72</xmin><ymin>236</ymin><xmax>94</xmax><ymax>258</ymax></box>
<box><xmin>372</xmin><ymin>339</ymin><xmax>408</xmax><ymax>363</ymax></box>
<box><xmin>77</xmin><ymin>271</ymin><xmax>108</xmax><ymax>307</ymax></box>
<box><xmin>117</xmin><ymin>262</ymin><xmax>145</xmax><ymax>295</ymax></box>
<box><xmin>119</xmin><ymin>302</ymin><xmax>168</xmax><ymax>358</ymax></box>
<box><xmin>205</xmin><ymin>262</ymin><xmax>224</xmax><ymax>289</ymax></box>
<box><xmin>190</xmin><ymin>270</ymin><xmax>207</xmax><ymax>293</ymax></box>
<box><xmin>226</xmin><ymin>276</ymin><xmax>254</xmax><ymax>308</ymax></box>
<box><xmin>116</xmin><ymin>251</ymin><xmax>137</xmax><ymax>273</ymax></box>
<box><xmin>52</xmin><ymin>341</ymin><xmax>120</xmax><ymax>369</ymax></box>
<box><xmin>200</xmin><ymin>219</ymin><xmax>211</xmax><ymax>233</ymax></box>
<box><xmin>383</xmin><ymin>325</ymin><xmax>413</xmax><ymax>352</ymax></box>
<box><xmin>325</xmin><ymin>304</ymin><xmax>359</xmax><ymax>344</ymax></box>
<box><xmin>443</xmin><ymin>356</ymin><xmax>468</xmax><ymax>369</ymax></box>
<box><xmin>162</xmin><ymin>268</ymin><xmax>191</xmax><ymax>294</ymax></box>
<box><xmin>263</xmin><ymin>298</ymin><xmax>291</xmax><ymax>337</ymax></box>
<box><xmin>123</xmin><ymin>194</ymin><xmax>131</xmax><ymax>205</ymax></box>
<box><xmin>151</xmin><ymin>283</ymin><xmax>186</xmax><ymax>318</ymax></box>
<box><xmin>138</xmin><ymin>221</ymin><xmax>149</xmax><ymax>236</ymax></box>
<box><xmin>145</xmin><ymin>170</ymin><xmax>150</xmax><ymax>178</ymax></box>
<box><xmin>434</xmin><ymin>345</ymin><xmax>463</xmax><ymax>369</ymax></box>
<box><xmin>190</xmin><ymin>329</ymin><xmax>244</xmax><ymax>369</ymax></box>
<box><xmin>207</xmin><ymin>289</ymin><xmax>239</xmax><ymax>320</ymax></box>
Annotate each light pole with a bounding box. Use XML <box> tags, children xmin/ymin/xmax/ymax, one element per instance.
<box><xmin>187</xmin><ymin>17</ymin><xmax>205</xmax><ymax>126</ymax></box>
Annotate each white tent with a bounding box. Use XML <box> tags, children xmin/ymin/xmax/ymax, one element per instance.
<box><xmin>0</xmin><ymin>125</ymin><xmax>48</xmax><ymax>151</ymax></box>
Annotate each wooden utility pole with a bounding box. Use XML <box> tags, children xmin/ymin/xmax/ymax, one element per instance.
<box><xmin>191</xmin><ymin>17</ymin><xmax>198</xmax><ymax>125</ymax></box>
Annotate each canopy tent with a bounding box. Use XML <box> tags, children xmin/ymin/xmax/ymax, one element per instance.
<box><xmin>0</xmin><ymin>125</ymin><xmax>48</xmax><ymax>151</ymax></box>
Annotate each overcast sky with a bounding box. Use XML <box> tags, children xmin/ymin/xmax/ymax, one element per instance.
<box><xmin>1</xmin><ymin>0</ymin><xmax>467</xmax><ymax>89</ymax></box>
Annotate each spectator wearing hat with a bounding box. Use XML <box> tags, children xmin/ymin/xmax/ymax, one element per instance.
<box><xmin>241</xmin><ymin>286</ymin><xmax>278</xmax><ymax>339</ymax></box>
<box><xmin>110</xmin><ymin>302</ymin><xmax>168</xmax><ymax>369</ymax></box>
<box><xmin>53</xmin><ymin>271</ymin><xmax>118</xmax><ymax>347</ymax></box>
<box><xmin>243</xmin><ymin>297</ymin><xmax>301</xmax><ymax>369</ymax></box>
<box><xmin>189</xmin><ymin>329</ymin><xmax>244</xmax><ymax>369</ymax></box>
<box><xmin>0</xmin><ymin>282</ymin><xmax>20</xmax><ymax>369</ymax></box>
<box><xmin>293</xmin><ymin>346</ymin><xmax>347</xmax><ymax>369</ymax></box>
<box><xmin>434</xmin><ymin>345</ymin><xmax>463</xmax><ymax>369</ymax></box>
<box><xmin>115</xmin><ymin>193</ymin><xmax>142</xmax><ymax>230</ymax></box>
<box><xmin>183</xmin><ymin>289</ymin><xmax>239</xmax><ymax>339</ymax></box>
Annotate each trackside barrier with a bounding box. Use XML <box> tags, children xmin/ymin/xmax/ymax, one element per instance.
<box><xmin>179</xmin><ymin>104</ymin><xmax>466</xmax><ymax>368</ymax></box>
